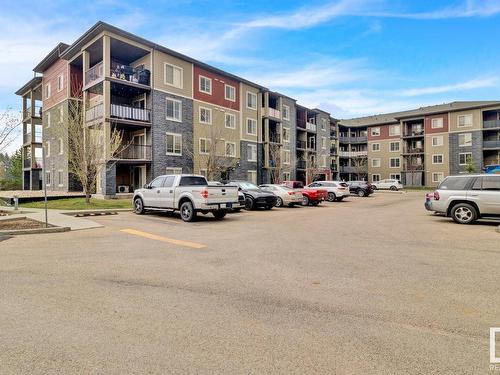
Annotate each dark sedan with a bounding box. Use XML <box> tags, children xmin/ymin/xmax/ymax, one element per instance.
<box><xmin>225</xmin><ymin>181</ymin><xmax>278</xmax><ymax>210</ymax></box>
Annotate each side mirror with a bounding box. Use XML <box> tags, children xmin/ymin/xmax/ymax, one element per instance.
<box><xmin>144</xmin><ymin>183</ymin><xmax>151</xmax><ymax>189</ymax></box>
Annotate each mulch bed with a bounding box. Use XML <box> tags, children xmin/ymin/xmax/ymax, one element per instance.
<box><xmin>0</xmin><ymin>218</ymin><xmax>53</xmax><ymax>230</ymax></box>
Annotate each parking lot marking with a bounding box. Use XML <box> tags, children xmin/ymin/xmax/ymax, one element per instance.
<box><xmin>120</xmin><ymin>228</ymin><xmax>206</xmax><ymax>249</ymax></box>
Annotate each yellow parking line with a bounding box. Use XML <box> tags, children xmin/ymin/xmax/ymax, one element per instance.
<box><xmin>120</xmin><ymin>228</ymin><xmax>206</xmax><ymax>249</ymax></box>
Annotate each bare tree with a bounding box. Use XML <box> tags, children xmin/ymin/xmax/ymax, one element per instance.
<box><xmin>268</xmin><ymin>143</ymin><xmax>283</xmax><ymax>184</ymax></box>
<box><xmin>0</xmin><ymin>109</ymin><xmax>21</xmax><ymax>153</ymax></box>
<box><xmin>305</xmin><ymin>152</ymin><xmax>321</xmax><ymax>184</ymax></box>
<box><xmin>351</xmin><ymin>156</ymin><xmax>368</xmax><ymax>180</ymax></box>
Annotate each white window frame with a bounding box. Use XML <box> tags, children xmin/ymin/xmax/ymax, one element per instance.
<box><xmin>247</xmin><ymin>143</ymin><xmax>257</xmax><ymax>162</ymax></box>
<box><xmin>458</xmin><ymin>133</ymin><xmax>472</xmax><ymax>147</ymax></box>
<box><xmin>166</xmin><ymin>167</ymin><xmax>182</xmax><ymax>175</ymax></box>
<box><xmin>46</xmin><ymin>141</ymin><xmax>50</xmax><ymax>157</ymax></box>
<box><xmin>283</xmin><ymin>150</ymin><xmax>291</xmax><ymax>165</ymax></box>
<box><xmin>459</xmin><ymin>152</ymin><xmax>472</xmax><ymax>165</ymax></box>
<box><xmin>246</xmin><ymin>92</ymin><xmax>257</xmax><ymax>110</ymax></box>
<box><xmin>432</xmin><ymin>172</ymin><xmax>444</xmax><ymax>183</ymax></box>
<box><xmin>165</xmin><ymin>98</ymin><xmax>182</xmax><ymax>122</ymax></box>
<box><xmin>389</xmin><ymin>157</ymin><xmax>400</xmax><ymax>168</ymax></box>
<box><xmin>282</xmin><ymin>127</ymin><xmax>290</xmax><ymax>143</ymax></box>
<box><xmin>283</xmin><ymin>172</ymin><xmax>290</xmax><ymax>181</ymax></box>
<box><xmin>371</xmin><ymin>158</ymin><xmax>381</xmax><ymax>168</ymax></box>
<box><xmin>45</xmin><ymin>83</ymin><xmax>51</xmax><ymax>99</ymax></box>
<box><xmin>431</xmin><ymin>118</ymin><xmax>443</xmax><ymax>129</ymax></box>
<box><xmin>457</xmin><ymin>114</ymin><xmax>473</xmax><ymax>128</ymax></box>
<box><xmin>199</xmin><ymin>75</ymin><xmax>212</xmax><ymax>94</ymax></box>
<box><xmin>45</xmin><ymin>171</ymin><xmax>51</xmax><ymax>187</ymax></box>
<box><xmin>246</xmin><ymin>118</ymin><xmax>257</xmax><ymax>135</ymax></box>
<box><xmin>282</xmin><ymin>105</ymin><xmax>290</xmax><ymax>121</ymax></box>
<box><xmin>224</xmin><ymin>84</ymin><xmax>236</xmax><ymax>102</ymax></box>
<box><xmin>321</xmin><ymin>118</ymin><xmax>327</xmax><ymax>131</ymax></box>
<box><xmin>321</xmin><ymin>137</ymin><xmax>327</xmax><ymax>149</ymax></box>
<box><xmin>247</xmin><ymin>170</ymin><xmax>257</xmax><ymax>184</ymax></box>
<box><xmin>166</xmin><ymin>132</ymin><xmax>182</xmax><ymax>156</ymax></box>
<box><xmin>57</xmin><ymin>74</ymin><xmax>64</xmax><ymax>92</ymax></box>
<box><xmin>164</xmin><ymin>63</ymin><xmax>183</xmax><ymax>89</ymax></box>
<box><xmin>59</xmin><ymin>106</ymin><xmax>64</xmax><ymax>123</ymax></box>
<box><xmin>389</xmin><ymin>125</ymin><xmax>400</xmax><ymax>136</ymax></box>
<box><xmin>390</xmin><ymin>173</ymin><xmax>401</xmax><ymax>180</ymax></box>
<box><xmin>199</xmin><ymin>138</ymin><xmax>211</xmax><ymax>155</ymax></box>
<box><xmin>371</xmin><ymin>127</ymin><xmax>380</xmax><ymax>136</ymax></box>
<box><xmin>372</xmin><ymin>143</ymin><xmax>380</xmax><ymax>152</ymax></box>
<box><xmin>432</xmin><ymin>154</ymin><xmax>443</xmax><ymax>164</ymax></box>
<box><xmin>199</xmin><ymin>107</ymin><xmax>212</xmax><ymax>125</ymax></box>
<box><xmin>58</xmin><ymin>169</ymin><xmax>64</xmax><ymax>187</ymax></box>
<box><xmin>225</xmin><ymin>113</ymin><xmax>236</xmax><ymax>129</ymax></box>
<box><xmin>389</xmin><ymin>141</ymin><xmax>400</xmax><ymax>152</ymax></box>
<box><xmin>372</xmin><ymin>174</ymin><xmax>381</xmax><ymax>182</ymax></box>
<box><xmin>432</xmin><ymin>136</ymin><xmax>443</xmax><ymax>147</ymax></box>
<box><xmin>320</xmin><ymin>155</ymin><xmax>327</xmax><ymax>167</ymax></box>
<box><xmin>225</xmin><ymin>141</ymin><xmax>236</xmax><ymax>157</ymax></box>
<box><xmin>46</xmin><ymin>112</ymin><xmax>51</xmax><ymax>128</ymax></box>
<box><xmin>58</xmin><ymin>138</ymin><xmax>63</xmax><ymax>155</ymax></box>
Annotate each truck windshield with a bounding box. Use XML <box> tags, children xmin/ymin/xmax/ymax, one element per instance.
<box><xmin>179</xmin><ymin>176</ymin><xmax>208</xmax><ymax>186</ymax></box>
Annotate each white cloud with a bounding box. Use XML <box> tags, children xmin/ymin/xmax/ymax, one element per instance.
<box><xmin>400</xmin><ymin>78</ymin><xmax>497</xmax><ymax>97</ymax></box>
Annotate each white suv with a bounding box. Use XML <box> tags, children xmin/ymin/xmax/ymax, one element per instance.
<box><xmin>372</xmin><ymin>179</ymin><xmax>403</xmax><ymax>191</ymax></box>
<box><xmin>307</xmin><ymin>181</ymin><xmax>349</xmax><ymax>202</ymax></box>
<box><xmin>425</xmin><ymin>174</ymin><xmax>500</xmax><ymax>224</ymax></box>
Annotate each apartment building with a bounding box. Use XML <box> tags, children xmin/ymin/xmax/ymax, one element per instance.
<box><xmin>338</xmin><ymin>101</ymin><xmax>500</xmax><ymax>186</ymax></box>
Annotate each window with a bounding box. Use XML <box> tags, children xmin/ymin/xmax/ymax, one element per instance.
<box><xmin>458</xmin><ymin>114</ymin><xmax>472</xmax><ymax>127</ymax></box>
<box><xmin>247</xmin><ymin>144</ymin><xmax>257</xmax><ymax>162</ymax></box>
<box><xmin>389</xmin><ymin>125</ymin><xmax>400</xmax><ymax>136</ymax></box>
<box><xmin>58</xmin><ymin>170</ymin><xmax>64</xmax><ymax>187</ymax></box>
<box><xmin>247</xmin><ymin>118</ymin><xmax>257</xmax><ymax>135</ymax></box>
<box><xmin>164</xmin><ymin>176</ymin><xmax>176</xmax><ymax>187</ymax></box>
<box><xmin>432</xmin><ymin>136</ymin><xmax>443</xmax><ymax>147</ymax></box>
<box><xmin>46</xmin><ymin>141</ymin><xmax>50</xmax><ymax>157</ymax></box>
<box><xmin>390</xmin><ymin>142</ymin><xmax>400</xmax><ymax>152</ymax></box>
<box><xmin>432</xmin><ymin>172</ymin><xmax>444</xmax><ymax>183</ymax></box>
<box><xmin>283</xmin><ymin>105</ymin><xmax>290</xmax><ymax>120</ymax></box>
<box><xmin>199</xmin><ymin>107</ymin><xmax>212</xmax><ymax>124</ymax></box>
<box><xmin>459</xmin><ymin>152</ymin><xmax>472</xmax><ymax>165</ymax></box>
<box><xmin>321</xmin><ymin>137</ymin><xmax>327</xmax><ymax>149</ymax></box>
<box><xmin>284</xmin><ymin>150</ymin><xmax>291</xmax><ymax>165</ymax></box>
<box><xmin>166</xmin><ymin>98</ymin><xmax>182</xmax><ymax>122</ymax></box>
<box><xmin>166</xmin><ymin>167</ymin><xmax>182</xmax><ymax>175</ymax></box>
<box><xmin>481</xmin><ymin>176</ymin><xmax>500</xmax><ymax>191</ymax></box>
<box><xmin>431</xmin><ymin>118</ymin><xmax>443</xmax><ymax>129</ymax></box>
<box><xmin>224</xmin><ymin>84</ymin><xmax>236</xmax><ymax>101</ymax></box>
<box><xmin>321</xmin><ymin>118</ymin><xmax>327</xmax><ymax>131</ymax></box>
<box><xmin>282</xmin><ymin>127</ymin><xmax>290</xmax><ymax>143</ymax></box>
<box><xmin>432</xmin><ymin>154</ymin><xmax>443</xmax><ymax>164</ymax></box>
<box><xmin>372</xmin><ymin>143</ymin><xmax>380</xmax><ymax>152</ymax></box>
<box><xmin>57</xmin><ymin>74</ymin><xmax>64</xmax><ymax>92</ymax></box>
<box><xmin>283</xmin><ymin>172</ymin><xmax>290</xmax><ymax>181</ymax></box>
<box><xmin>225</xmin><ymin>113</ymin><xmax>236</xmax><ymax>129</ymax></box>
<box><xmin>199</xmin><ymin>138</ymin><xmax>211</xmax><ymax>154</ymax></box>
<box><xmin>247</xmin><ymin>170</ymin><xmax>257</xmax><ymax>184</ymax></box>
<box><xmin>45</xmin><ymin>171</ymin><xmax>51</xmax><ymax>186</ymax></box>
<box><xmin>371</xmin><ymin>158</ymin><xmax>381</xmax><ymax>167</ymax></box>
<box><xmin>166</xmin><ymin>133</ymin><xmax>182</xmax><ymax>155</ymax></box>
<box><xmin>164</xmin><ymin>63</ymin><xmax>183</xmax><ymax>88</ymax></box>
<box><xmin>45</xmin><ymin>83</ymin><xmax>51</xmax><ymax>99</ymax></box>
<box><xmin>46</xmin><ymin>112</ymin><xmax>51</xmax><ymax>128</ymax></box>
<box><xmin>390</xmin><ymin>157</ymin><xmax>400</xmax><ymax>168</ymax></box>
<box><xmin>58</xmin><ymin>138</ymin><xmax>63</xmax><ymax>155</ymax></box>
<box><xmin>372</xmin><ymin>174</ymin><xmax>381</xmax><ymax>182</ymax></box>
<box><xmin>438</xmin><ymin>176</ymin><xmax>471</xmax><ymax>190</ymax></box>
<box><xmin>320</xmin><ymin>155</ymin><xmax>327</xmax><ymax>167</ymax></box>
<box><xmin>225</xmin><ymin>142</ymin><xmax>236</xmax><ymax>157</ymax></box>
<box><xmin>199</xmin><ymin>76</ymin><xmax>212</xmax><ymax>94</ymax></box>
<box><xmin>390</xmin><ymin>174</ymin><xmax>401</xmax><ymax>180</ymax></box>
<box><xmin>59</xmin><ymin>106</ymin><xmax>64</xmax><ymax>123</ymax></box>
<box><xmin>459</xmin><ymin>133</ymin><xmax>472</xmax><ymax>147</ymax></box>
<box><xmin>371</xmin><ymin>127</ymin><xmax>380</xmax><ymax>136</ymax></box>
<box><xmin>246</xmin><ymin>92</ymin><xmax>257</xmax><ymax>110</ymax></box>
<box><xmin>150</xmin><ymin>177</ymin><xmax>165</xmax><ymax>188</ymax></box>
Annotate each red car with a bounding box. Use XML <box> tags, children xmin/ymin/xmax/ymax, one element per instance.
<box><xmin>282</xmin><ymin>181</ymin><xmax>328</xmax><ymax>206</ymax></box>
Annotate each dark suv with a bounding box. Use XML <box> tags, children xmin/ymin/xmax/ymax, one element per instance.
<box><xmin>348</xmin><ymin>181</ymin><xmax>373</xmax><ymax>197</ymax></box>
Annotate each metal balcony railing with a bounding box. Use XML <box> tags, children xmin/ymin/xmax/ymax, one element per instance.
<box><xmin>403</xmin><ymin>129</ymin><xmax>424</xmax><ymax>137</ymax></box>
<box><xmin>86</xmin><ymin>103</ymin><xmax>104</xmax><ymax>122</ymax></box>
<box><xmin>85</xmin><ymin>62</ymin><xmax>104</xmax><ymax>87</ymax></box>
<box><xmin>483</xmin><ymin>120</ymin><xmax>500</xmax><ymax>129</ymax></box>
<box><xmin>331</xmin><ymin>163</ymin><xmax>338</xmax><ymax>171</ymax></box>
<box><xmin>403</xmin><ymin>164</ymin><xmax>424</xmax><ymax>171</ymax></box>
<box><xmin>403</xmin><ymin>147</ymin><xmax>424</xmax><ymax>154</ymax></box>
<box><xmin>330</xmin><ymin>147</ymin><xmax>338</xmax><ymax>155</ymax></box>
<box><xmin>339</xmin><ymin>136</ymin><xmax>367</xmax><ymax>143</ymax></box>
<box><xmin>266</xmin><ymin>108</ymin><xmax>281</xmax><ymax>119</ymax></box>
<box><xmin>110</xmin><ymin>66</ymin><xmax>150</xmax><ymax>86</ymax></box>
<box><xmin>115</xmin><ymin>144</ymin><xmax>152</xmax><ymax>160</ymax></box>
<box><xmin>483</xmin><ymin>140</ymin><xmax>500</xmax><ymax>149</ymax></box>
<box><xmin>24</xmin><ymin>106</ymin><xmax>42</xmax><ymax>119</ymax></box>
<box><xmin>296</xmin><ymin>140</ymin><xmax>306</xmax><ymax>149</ymax></box>
<box><xmin>339</xmin><ymin>151</ymin><xmax>368</xmax><ymax>157</ymax></box>
<box><xmin>297</xmin><ymin>160</ymin><xmax>306</xmax><ymax>169</ymax></box>
<box><xmin>111</xmin><ymin>104</ymin><xmax>151</xmax><ymax>123</ymax></box>
<box><xmin>306</xmin><ymin>122</ymin><xmax>317</xmax><ymax>132</ymax></box>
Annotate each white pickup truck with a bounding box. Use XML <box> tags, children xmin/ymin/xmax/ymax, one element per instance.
<box><xmin>132</xmin><ymin>174</ymin><xmax>239</xmax><ymax>222</ymax></box>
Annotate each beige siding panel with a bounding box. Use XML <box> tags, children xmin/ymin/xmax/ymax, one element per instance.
<box><xmin>424</xmin><ymin>133</ymin><xmax>450</xmax><ymax>185</ymax></box>
<box><xmin>240</xmin><ymin>83</ymin><xmax>260</xmax><ymax>142</ymax></box>
<box><xmin>153</xmin><ymin>50</ymin><xmax>193</xmax><ymax>98</ymax></box>
<box><xmin>449</xmin><ymin>109</ymin><xmax>482</xmax><ymax>132</ymax></box>
<box><xmin>368</xmin><ymin>139</ymin><xmax>401</xmax><ymax>180</ymax></box>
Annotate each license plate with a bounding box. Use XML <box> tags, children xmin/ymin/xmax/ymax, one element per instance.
<box><xmin>225</xmin><ymin>203</ymin><xmax>232</xmax><ymax>209</ymax></box>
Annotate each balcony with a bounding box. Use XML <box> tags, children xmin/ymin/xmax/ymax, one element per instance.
<box><xmin>297</xmin><ymin>160</ymin><xmax>306</xmax><ymax>170</ymax></box>
<box><xmin>339</xmin><ymin>151</ymin><xmax>368</xmax><ymax>158</ymax></box>
<box><xmin>483</xmin><ymin>120</ymin><xmax>500</xmax><ymax>129</ymax></box>
<box><xmin>330</xmin><ymin>147</ymin><xmax>338</xmax><ymax>155</ymax></box>
<box><xmin>402</xmin><ymin>164</ymin><xmax>424</xmax><ymax>171</ymax></box>
<box><xmin>296</xmin><ymin>140</ymin><xmax>306</xmax><ymax>149</ymax></box>
<box><xmin>24</xmin><ymin>106</ymin><xmax>42</xmax><ymax>120</ymax></box>
<box><xmin>402</xmin><ymin>129</ymin><xmax>424</xmax><ymax>138</ymax></box>
<box><xmin>339</xmin><ymin>166</ymin><xmax>362</xmax><ymax>173</ymax></box>
<box><xmin>402</xmin><ymin>147</ymin><xmax>424</xmax><ymax>155</ymax></box>
<box><xmin>339</xmin><ymin>136</ymin><xmax>367</xmax><ymax>144</ymax></box>
<box><xmin>110</xmin><ymin>66</ymin><xmax>151</xmax><ymax>87</ymax></box>
<box><xmin>115</xmin><ymin>144</ymin><xmax>152</xmax><ymax>160</ymax></box>
<box><xmin>23</xmin><ymin>131</ymin><xmax>42</xmax><ymax>144</ymax></box>
<box><xmin>85</xmin><ymin>62</ymin><xmax>104</xmax><ymax>88</ymax></box>
<box><xmin>23</xmin><ymin>158</ymin><xmax>31</xmax><ymax>169</ymax></box>
<box><xmin>331</xmin><ymin>163</ymin><xmax>338</xmax><ymax>171</ymax></box>
<box><xmin>86</xmin><ymin>103</ymin><xmax>104</xmax><ymax>123</ymax></box>
<box><xmin>483</xmin><ymin>140</ymin><xmax>500</xmax><ymax>149</ymax></box>
<box><xmin>33</xmin><ymin>157</ymin><xmax>43</xmax><ymax>169</ymax></box>
<box><xmin>23</xmin><ymin>132</ymin><xmax>31</xmax><ymax>144</ymax></box>
<box><xmin>306</xmin><ymin>122</ymin><xmax>316</xmax><ymax>132</ymax></box>
<box><xmin>266</xmin><ymin>107</ymin><xmax>281</xmax><ymax>119</ymax></box>
<box><xmin>111</xmin><ymin>104</ymin><xmax>151</xmax><ymax>123</ymax></box>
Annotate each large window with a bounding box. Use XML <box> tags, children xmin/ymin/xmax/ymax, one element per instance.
<box><xmin>247</xmin><ymin>118</ymin><xmax>257</xmax><ymax>135</ymax></box>
<box><xmin>432</xmin><ymin>172</ymin><xmax>444</xmax><ymax>183</ymax></box>
<box><xmin>390</xmin><ymin>157</ymin><xmax>400</xmax><ymax>168</ymax></box>
<box><xmin>199</xmin><ymin>107</ymin><xmax>212</xmax><ymax>124</ymax></box>
<box><xmin>58</xmin><ymin>170</ymin><xmax>64</xmax><ymax>187</ymax></box>
<box><xmin>432</xmin><ymin>136</ymin><xmax>443</xmax><ymax>147</ymax></box>
<box><xmin>390</xmin><ymin>142</ymin><xmax>400</xmax><ymax>152</ymax></box>
<box><xmin>390</xmin><ymin>173</ymin><xmax>401</xmax><ymax>180</ymax></box>
<box><xmin>459</xmin><ymin>152</ymin><xmax>472</xmax><ymax>165</ymax></box>
<box><xmin>46</xmin><ymin>112</ymin><xmax>51</xmax><ymax>128</ymax></box>
<box><xmin>164</xmin><ymin>63</ymin><xmax>183</xmax><ymax>88</ymax></box>
<box><xmin>432</xmin><ymin>154</ymin><xmax>443</xmax><ymax>164</ymax></box>
<box><xmin>284</xmin><ymin>150</ymin><xmax>291</xmax><ymax>165</ymax></box>
<box><xmin>321</xmin><ymin>118</ymin><xmax>327</xmax><ymax>131</ymax></box>
<box><xmin>458</xmin><ymin>133</ymin><xmax>472</xmax><ymax>147</ymax></box>
<box><xmin>371</xmin><ymin>127</ymin><xmax>380</xmax><ymax>136</ymax></box>
<box><xmin>372</xmin><ymin>174</ymin><xmax>381</xmax><ymax>182</ymax></box>
<box><xmin>224</xmin><ymin>84</ymin><xmax>236</xmax><ymax>101</ymax></box>
<box><xmin>372</xmin><ymin>143</ymin><xmax>380</xmax><ymax>152</ymax></box>
<box><xmin>372</xmin><ymin>158</ymin><xmax>381</xmax><ymax>167</ymax></box>
<box><xmin>247</xmin><ymin>144</ymin><xmax>257</xmax><ymax>162</ymax></box>
<box><xmin>247</xmin><ymin>92</ymin><xmax>257</xmax><ymax>110</ymax></box>
<box><xmin>166</xmin><ymin>98</ymin><xmax>182</xmax><ymax>122</ymax></box>
<box><xmin>58</xmin><ymin>138</ymin><xmax>63</xmax><ymax>155</ymax></box>
<box><xmin>458</xmin><ymin>114</ymin><xmax>473</xmax><ymax>127</ymax></box>
<box><xmin>431</xmin><ymin>118</ymin><xmax>443</xmax><ymax>129</ymax></box>
<box><xmin>225</xmin><ymin>113</ymin><xmax>236</xmax><ymax>129</ymax></box>
<box><xmin>45</xmin><ymin>83</ymin><xmax>51</xmax><ymax>99</ymax></box>
<box><xmin>321</xmin><ymin>137</ymin><xmax>327</xmax><ymax>149</ymax></box>
<box><xmin>199</xmin><ymin>76</ymin><xmax>212</xmax><ymax>94</ymax></box>
<box><xmin>166</xmin><ymin>133</ymin><xmax>182</xmax><ymax>155</ymax></box>
<box><xmin>199</xmin><ymin>138</ymin><xmax>211</xmax><ymax>154</ymax></box>
<box><xmin>247</xmin><ymin>170</ymin><xmax>257</xmax><ymax>184</ymax></box>
<box><xmin>389</xmin><ymin>125</ymin><xmax>400</xmax><ymax>136</ymax></box>
<box><xmin>225</xmin><ymin>142</ymin><xmax>236</xmax><ymax>157</ymax></box>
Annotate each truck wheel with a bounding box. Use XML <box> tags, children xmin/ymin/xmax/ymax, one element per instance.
<box><xmin>302</xmin><ymin>195</ymin><xmax>309</xmax><ymax>206</ymax></box>
<box><xmin>180</xmin><ymin>201</ymin><xmax>197</xmax><ymax>222</ymax></box>
<box><xmin>244</xmin><ymin>197</ymin><xmax>254</xmax><ymax>210</ymax></box>
<box><xmin>357</xmin><ymin>190</ymin><xmax>365</xmax><ymax>197</ymax></box>
<box><xmin>327</xmin><ymin>192</ymin><xmax>336</xmax><ymax>202</ymax></box>
<box><xmin>451</xmin><ymin>203</ymin><xmax>477</xmax><ymax>224</ymax></box>
<box><xmin>213</xmin><ymin>210</ymin><xmax>227</xmax><ymax>220</ymax></box>
<box><xmin>133</xmin><ymin>197</ymin><xmax>145</xmax><ymax>214</ymax></box>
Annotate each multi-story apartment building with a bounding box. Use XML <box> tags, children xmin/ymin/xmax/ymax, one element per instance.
<box><xmin>338</xmin><ymin>101</ymin><xmax>500</xmax><ymax>186</ymax></box>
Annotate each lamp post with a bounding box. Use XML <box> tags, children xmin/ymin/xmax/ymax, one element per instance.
<box><xmin>41</xmin><ymin>144</ymin><xmax>48</xmax><ymax>228</ymax></box>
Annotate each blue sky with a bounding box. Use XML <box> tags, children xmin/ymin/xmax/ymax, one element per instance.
<box><xmin>1</xmin><ymin>0</ymin><xmax>500</xmax><ymax>147</ymax></box>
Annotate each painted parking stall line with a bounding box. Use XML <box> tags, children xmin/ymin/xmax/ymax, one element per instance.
<box><xmin>120</xmin><ymin>228</ymin><xmax>206</xmax><ymax>249</ymax></box>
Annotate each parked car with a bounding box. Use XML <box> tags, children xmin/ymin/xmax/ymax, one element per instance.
<box><xmin>282</xmin><ymin>180</ymin><xmax>328</xmax><ymax>206</ymax></box>
<box><xmin>425</xmin><ymin>174</ymin><xmax>500</xmax><ymax>224</ymax></box>
<box><xmin>348</xmin><ymin>181</ymin><xmax>374</xmax><ymax>197</ymax></box>
<box><xmin>259</xmin><ymin>184</ymin><xmax>303</xmax><ymax>207</ymax></box>
<box><xmin>225</xmin><ymin>181</ymin><xmax>277</xmax><ymax>210</ymax></box>
<box><xmin>281</xmin><ymin>180</ymin><xmax>304</xmax><ymax>189</ymax></box>
<box><xmin>372</xmin><ymin>179</ymin><xmax>403</xmax><ymax>191</ymax></box>
<box><xmin>306</xmin><ymin>181</ymin><xmax>349</xmax><ymax>202</ymax></box>
<box><xmin>133</xmin><ymin>174</ymin><xmax>239</xmax><ymax>222</ymax></box>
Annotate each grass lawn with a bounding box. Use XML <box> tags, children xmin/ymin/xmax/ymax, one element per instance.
<box><xmin>20</xmin><ymin>198</ymin><xmax>132</xmax><ymax>210</ymax></box>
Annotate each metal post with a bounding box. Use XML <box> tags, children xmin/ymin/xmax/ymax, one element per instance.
<box><xmin>42</xmin><ymin>145</ymin><xmax>48</xmax><ymax>228</ymax></box>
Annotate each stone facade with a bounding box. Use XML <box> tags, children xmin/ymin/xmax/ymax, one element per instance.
<box><xmin>449</xmin><ymin>130</ymin><xmax>483</xmax><ymax>175</ymax></box>
<box><xmin>281</xmin><ymin>97</ymin><xmax>297</xmax><ymax>181</ymax></box>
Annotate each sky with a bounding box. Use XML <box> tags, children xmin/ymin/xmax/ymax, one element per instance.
<box><xmin>1</xmin><ymin>0</ymin><xmax>500</xmax><ymax>152</ymax></box>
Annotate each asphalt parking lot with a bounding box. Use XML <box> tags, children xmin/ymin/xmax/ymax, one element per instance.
<box><xmin>1</xmin><ymin>192</ymin><xmax>499</xmax><ymax>374</ymax></box>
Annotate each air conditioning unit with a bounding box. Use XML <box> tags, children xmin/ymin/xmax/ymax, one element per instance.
<box><xmin>118</xmin><ymin>185</ymin><xmax>129</xmax><ymax>193</ymax></box>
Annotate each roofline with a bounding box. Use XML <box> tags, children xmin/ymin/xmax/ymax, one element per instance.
<box><xmin>33</xmin><ymin>42</ymin><xmax>70</xmax><ymax>73</ymax></box>
<box><xmin>60</xmin><ymin>21</ymin><xmax>267</xmax><ymax>90</ymax></box>
<box><xmin>15</xmin><ymin>76</ymin><xmax>43</xmax><ymax>96</ymax></box>
<box><xmin>394</xmin><ymin>102</ymin><xmax>500</xmax><ymax>120</ymax></box>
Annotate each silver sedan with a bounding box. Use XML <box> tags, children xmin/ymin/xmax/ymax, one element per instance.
<box><xmin>258</xmin><ymin>184</ymin><xmax>303</xmax><ymax>207</ymax></box>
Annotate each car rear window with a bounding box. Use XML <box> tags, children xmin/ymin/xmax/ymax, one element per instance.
<box><xmin>179</xmin><ymin>176</ymin><xmax>208</xmax><ymax>186</ymax></box>
<box><xmin>438</xmin><ymin>177</ymin><xmax>471</xmax><ymax>190</ymax></box>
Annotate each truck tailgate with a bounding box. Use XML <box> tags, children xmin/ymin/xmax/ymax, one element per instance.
<box><xmin>205</xmin><ymin>186</ymin><xmax>239</xmax><ymax>205</ymax></box>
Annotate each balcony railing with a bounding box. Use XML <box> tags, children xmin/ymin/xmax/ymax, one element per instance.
<box><xmin>111</xmin><ymin>104</ymin><xmax>151</xmax><ymax>123</ymax></box>
<box><xmin>402</xmin><ymin>164</ymin><xmax>424</xmax><ymax>171</ymax></box>
<box><xmin>483</xmin><ymin>140</ymin><xmax>500</xmax><ymax>149</ymax></box>
<box><xmin>403</xmin><ymin>147</ymin><xmax>424</xmax><ymax>154</ymax></box>
<box><xmin>115</xmin><ymin>144</ymin><xmax>152</xmax><ymax>160</ymax></box>
<box><xmin>331</xmin><ymin>163</ymin><xmax>338</xmax><ymax>171</ymax></box>
<box><xmin>23</xmin><ymin>132</ymin><xmax>31</xmax><ymax>144</ymax></box>
<box><xmin>339</xmin><ymin>136</ymin><xmax>367</xmax><ymax>143</ymax></box>
<box><xmin>296</xmin><ymin>140</ymin><xmax>306</xmax><ymax>149</ymax></box>
<box><xmin>403</xmin><ymin>129</ymin><xmax>424</xmax><ymax>137</ymax></box>
<box><xmin>339</xmin><ymin>151</ymin><xmax>368</xmax><ymax>158</ymax></box>
<box><xmin>85</xmin><ymin>62</ymin><xmax>104</xmax><ymax>87</ymax></box>
<box><xmin>110</xmin><ymin>66</ymin><xmax>151</xmax><ymax>86</ymax></box>
<box><xmin>339</xmin><ymin>166</ymin><xmax>365</xmax><ymax>173</ymax></box>
<box><xmin>297</xmin><ymin>160</ymin><xmax>306</xmax><ymax>169</ymax></box>
<box><xmin>24</xmin><ymin>105</ymin><xmax>42</xmax><ymax>119</ymax></box>
<box><xmin>306</xmin><ymin>122</ymin><xmax>317</xmax><ymax>132</ymax></box>
<box><xmin>33</xmin><ymin>157</ymin><xmax>43</xmax><ymax>169</ymax></box>
<box><xmin>86</xmin><ymin>103</ymin><xmax>104</xmax><ymax>122</ymax></box>
<box><xmin>266</xmin><ymin>108</ymin><xmax>281</xmax><ymax>119</ymax></box>
<box><xmin>23</xmin><ymin>158</ymin><xmax>31</xmax><ymax>168</ymax></box>
<box><xmin>483</xmin><ymin>120</ymin><xmax>500</xmax><ymax>129</ymax></box>
<box><xmin>330</xmin><ymin>147</ymin><xmax>338</xmax><ymax>155</ymax></box>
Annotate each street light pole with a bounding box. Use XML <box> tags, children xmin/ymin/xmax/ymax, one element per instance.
<box><xmin>41</xmin><ymin>144</ymin><xmax>48</xmax><ymax>228</ymax></box>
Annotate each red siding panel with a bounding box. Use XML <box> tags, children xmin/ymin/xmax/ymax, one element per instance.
<box><xmin>368</xmin><ymin>124</ymin><xmax>401</xmax><ymax>141</ymax></box>
<box><xmin>424</xmin><ymin>113</ymin><xmax>448</xmax><ymax>134</ymax></box>
<box><xmin>193</xmin><ymin>65</ymin><xmax>240</xmax><ymax>111</ymax></box>
<box><xmin>42</xmin><ymin>59</ymin><xmax>69</xmax><ymax>110</ymax></box>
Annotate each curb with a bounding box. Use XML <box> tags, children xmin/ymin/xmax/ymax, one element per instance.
<box><xmin>0</xmin><ymin>226</ymin><xmax>71</xmax><ymax>236</ymax></box>
<box><xmin>373</xmin><ymin>190</ymin><xmax>404</xmax><ymax>194</ymax></box>
<box><xmin>61</xmin><ymin>208</ymin><xmax>132</xmax><ymax>216</ymax></box>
